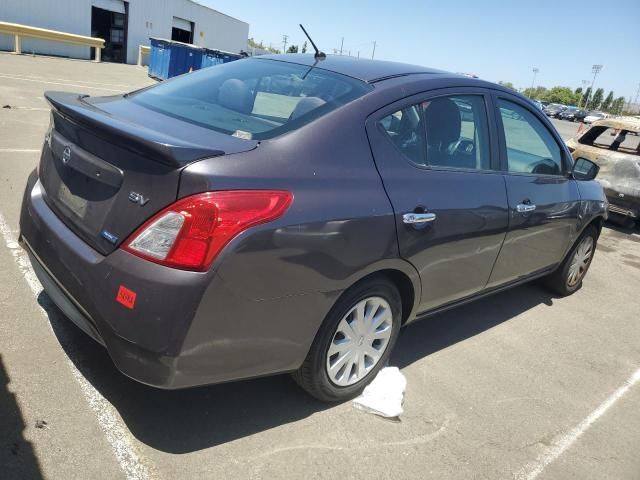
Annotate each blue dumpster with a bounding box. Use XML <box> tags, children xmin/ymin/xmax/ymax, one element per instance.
<box><xmin>148</xmin><ymin>39</ymin><xmax>244</xmax><ymax>80</ymax></box>
<box><xmin>148</xmin><ymin>38</ymin><xmax>205</xmax><ymax>80</ymax></box>
<box><xmin>148</xmin><ymin>38</ymin><xmax>171</xmax><ymax>80</ymax></box>
<box><xmin>201</xmin><ymin>49</ymin><xmax>243</xmax><ymax>69</ymax></box>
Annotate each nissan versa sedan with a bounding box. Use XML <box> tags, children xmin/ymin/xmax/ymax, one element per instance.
<box><xmin>19</xmin><ymin>55</ymin><xmax>607</xmax><ymax>401</ymax></box>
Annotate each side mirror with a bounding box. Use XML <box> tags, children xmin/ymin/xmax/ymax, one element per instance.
<box><xmin>572</xmin><ymin>157</ymin><xmax>599</xmax><ymax>181</ymax></box>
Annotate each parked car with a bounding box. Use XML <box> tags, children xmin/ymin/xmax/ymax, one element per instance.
<box><xmin>584</xmin><ymin>111</ymin><xmax>607</xmax><ymax>124</ymax></box>
<box><xmin>558</xmin><ymin>106</ymin><xmax>579</xmax><ymax>120</ymax></box>
<box><xmin>543</xmin><ymin>103</ymin><xmax>566</xmax><ymax>116</ymax></box>
<box><xmin>530</xmin><ymin>100</ymin><xmax>544</xmax><ymax>111</ymax></box>
<box><xmin>19</xmin><ymin>55</ymin><xmax>607</xmax><ymax>402</ymax></box>
<box><xmin>567</xmin><ymin>117</ymin><xmax>640</xmax><ymax>228</ymax></box>
<box><xmin>574</xmin><ymin>109</ymin><xmax>590</xmax><ymax>122</ymax></box>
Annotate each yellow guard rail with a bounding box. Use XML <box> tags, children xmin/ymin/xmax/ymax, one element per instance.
<box><xmin>0</xmin><ymin>21</ymin><xmax>105</xmax><ymax>62</ymax></box>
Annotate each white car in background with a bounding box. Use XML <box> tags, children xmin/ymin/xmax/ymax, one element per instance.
<box><xmin>584</xmin><ymin>111</ymin><xmax>608</xmax><ymax>124</ymax></box>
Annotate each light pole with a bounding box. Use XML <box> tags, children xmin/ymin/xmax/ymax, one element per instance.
<box><xmin>530</xmin><ymin>67</ymin><xmax>539</xmax><ymax>94</ymax></box>
<box><xmin>587</xmin><ymin>64</ymin><xmax>603</xmax><ymax>109</ymax></box>
<box><xmin>579</xmin><ymin>79</ymin><xmax>589</xmax><ymax>108</ymax></box>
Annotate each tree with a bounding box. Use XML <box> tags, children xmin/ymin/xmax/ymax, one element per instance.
<box><xmin>248</xmin><ymin>37</ymin><xmax>280</xmax><ymax>54</ymax></box>
<box><xmin>580</xmin><ymin>87</ymin><xmax>592</xmax><ymax>108</ymax></box>
<box><xmin>522</xmin><ymin>86</ymin><xmax>548</xmax><ymax>100</ymax></box>
<box><xmin>248</xmin><ymin>37</ymin><xmax>262</xmax><ymax>49</ymax></box>
<box><xmin>588</xmin><ymin>88</ymin><xmax>604</xmax><ymax>110</ymax></box>
<box><xmin>610</xmin><ymin>97</ymin><xmax>626</xmax><ymax>115</ymax></box>
<box><xmin>541</xmin><ymin>86</ymin><xmax>580</xmax><ymax>105</ymax></box>
<box><xmin>301</xmin><ymin>41</ymin><xmax>308</xmax><ymax>54</ymax></box>
<box><xmin>601</xmin><ymin>91</ymin><xmax>614</xmax><ymax>112</ymax></box>
<box><xmin>574</xmin><ymin>87</ymin><xmax>583</xmax><ymax>97</ymax></box>
<box><xmin>287</xmin><ymin>45</ymin><xmax>299</xmax><ymax>53</ymax></box>
<box><xmin>498</xmin><ymin>81</ymin><xmax>515</xmax><ymax>90</ymax></box>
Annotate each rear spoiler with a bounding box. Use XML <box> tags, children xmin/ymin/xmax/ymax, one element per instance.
<box><xmin>45</xmin><ymin>91</ymin><xmax>225</xmax><ymax>167</ymax></box>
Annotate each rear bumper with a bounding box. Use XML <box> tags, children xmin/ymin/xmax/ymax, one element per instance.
<box><xmin>19</xmin><ymin>171</ymin><xmax>329</xmax><ymax>388</ymax></box>
<box><xmin>21</xmin><ymin>230</ymin><xmax>187</xmax><ymax>387</ymax></box>
<box><xmin>23</xmin><ymin>238</ymin><xmax>105</xmax><ymax>346</ymax></box>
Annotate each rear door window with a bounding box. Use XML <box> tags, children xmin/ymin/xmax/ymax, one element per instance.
<box><xmin>498</xmin><ymin>99</ymin><xmax>563</xmax><ymax>175</ymax></box>
<box><xmin>379</xmin><ymin>94</ymin><xmax>491</xmax><ymax>170</ymax></box>
<box><xmin>379</xmin><ymin>105</ymin><xmax>425</xmax><ymax>165</ymax></box>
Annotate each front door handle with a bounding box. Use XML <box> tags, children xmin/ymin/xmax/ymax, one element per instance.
<box><xmin>516</xmin><ymin>203</ymin><xmax>537</xmax><ymax>213</ymax></box>
<box><xmin>402</xmin><ymin>212</ymin><xmax>437</xmax><ymax>224</ymax></box>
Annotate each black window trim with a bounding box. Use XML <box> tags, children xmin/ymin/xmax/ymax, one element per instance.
<box><xmin>368</xmin><ymin>86</ymin><xmax>502</xmax><ymax>175</ymax></box>
<box><xmin>491</xmin><ymin>92</ymin><xmax>573</xmax><ymax>177</ymax></box>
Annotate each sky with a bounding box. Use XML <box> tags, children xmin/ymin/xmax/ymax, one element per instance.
<box><xmin>201</xmin><ymin>0</ymin><xmax>640</xmax><ymax>101</ymax></box>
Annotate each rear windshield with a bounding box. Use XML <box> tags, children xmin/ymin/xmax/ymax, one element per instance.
<box><xmin>130</xmin><ymin>58</ymin><xmax>371</xmax><ymax>140</ymax></box>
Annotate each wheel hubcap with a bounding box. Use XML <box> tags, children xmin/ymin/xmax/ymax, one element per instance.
<box><xmin>326</xmin><ymin>296</ymin><xmax>393</xmax><ymax>387</ymax></box>
<box><xmin>567</xmin><ymin>236</ymin><xmax>594</xmax><ymax>287</ymax></box>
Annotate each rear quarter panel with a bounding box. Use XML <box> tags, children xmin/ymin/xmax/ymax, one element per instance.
<box><xmin>176</xmin><ymin>91</ymin><xmax>421</xmax><ymax>377</ymax></box>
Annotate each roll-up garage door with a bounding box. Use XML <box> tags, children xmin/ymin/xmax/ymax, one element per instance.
<box><xmin>92</xmin><ymin>0</ymin><xmax>125</xmax><ymax>14</ymax></box>
<box><xmin>171</xmin><ymin>17</ymin><xmax>194</xmax><ymax>44</ymax></box>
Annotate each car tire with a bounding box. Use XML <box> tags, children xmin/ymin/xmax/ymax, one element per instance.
<box><xmin>292</xmin><ymin>275</ymin><xmax>402</xmax><ymax>402</ymax></box>
<box><xmin>542</xmin><ymin>225</ymin><xmax>598</xmax><ymax>296</ymax></box>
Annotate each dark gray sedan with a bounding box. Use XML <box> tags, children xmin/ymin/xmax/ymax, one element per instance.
<box><xmin>19</xmin><ymin>55</ymin><xmax>606</xmax><ymax>401</ymax></box>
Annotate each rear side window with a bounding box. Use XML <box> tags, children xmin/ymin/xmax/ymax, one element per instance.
<box><xmin>379</xmin><ymin>95</ymin><xmax>491</xmax><ymax>170</ymax></box>
<box><xmin>379</xmin><ymin>105</ymin><xmax>425</xmax><ymax>165</ymax></box>
<box><xmin>130</xmin><ymin>59</ymin><xmax>371</xmax><ymax>140</ymax></box>
<box><xmin>498</xmin><ymin>99</ymin><xmax>563</xmax><ymax>175</ymax></box>
<box><xmin>579</xmin><ymin>127</ymin><xmax>640</xmax><ymax>156</ymax></box>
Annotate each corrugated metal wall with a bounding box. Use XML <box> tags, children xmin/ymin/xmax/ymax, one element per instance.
<box><xmin>0</xmin><ymin>0</ymin><xmax>249</xmax><ymax>64</ymax></box>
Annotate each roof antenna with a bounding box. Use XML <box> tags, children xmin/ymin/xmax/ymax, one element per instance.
<box><xmin>299</xmin><ymin>24</ymin><xmax>326</xmax><ymax>60</ymax></box>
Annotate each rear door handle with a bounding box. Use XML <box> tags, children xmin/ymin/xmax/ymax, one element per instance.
<box><xmin>516</xmin><ymin>203</ymin><xmax>536</xmax><ymax>213</ymax></box>
<box><xmin>402</xmin><ymin>212</ymin><xmax>437</xmax><ymax>224</ymax></box>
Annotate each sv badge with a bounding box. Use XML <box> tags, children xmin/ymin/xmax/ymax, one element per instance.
<box><xmin>128</xmin><ymin>191</ymin><xmax>150</xmax><ymax>206</ymax></box>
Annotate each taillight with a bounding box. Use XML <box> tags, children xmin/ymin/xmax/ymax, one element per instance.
<box><xmin>123</xmin><ymin>190</ymin><xmax>292</xmax><ymax>271</ymax></box>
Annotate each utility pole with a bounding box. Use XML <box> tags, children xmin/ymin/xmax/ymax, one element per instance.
<box><xmin>530</xmin><ymin>67</ymin><xmax>539</xmax><ymax>92</ymax></box>
<box><xmin>588</xmin><ymin>64</ymin><xmax>603</xmax><ymax>108</ymax></box>
<box><xmin>339</xmin><ymin>37</ymin><xmax>344</xmax><ymax>55</ymax></box>
<box><xmin>371</xmin><ymin>40</ymin><xmax>376</xmax><ymax>59</ymax></box>
<box><xmin>579</xmin><ymin>79</ymin><xmax>589</xmax><ymax>108</ymax></box>
<box><xmin>634</xmin><ymin>82</ymin><xmax>640</xmax><ymax>113</ymax></box>
<box><xmin>282</xmin><ymin>34</ymin><xmax>288</xmax><ymax>54</ymax></box>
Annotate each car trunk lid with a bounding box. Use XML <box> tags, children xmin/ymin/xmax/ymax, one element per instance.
<box><xmin>39</xmin><ymin>91</ymin><xmax>258</xmax><ymax>255</ymax></box>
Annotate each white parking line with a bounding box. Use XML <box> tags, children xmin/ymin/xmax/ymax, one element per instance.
<box><xmin>0</xmin><ymin>72</ymin><xmax>137</xmax><ymax>89</ymax></box>
<box><xmin>0</xmin><ymin>73</ymin><xmax>124</xmax><ymax>92</ymax></box>
<box><xmin>0</xmin><ymin>212</ymin><xmax>153</xmax><ymax>480</ymax></box>
<box><xmin>0</xmin><ymin>149</ymin><xmax>41</xmax><ymax>153</ymax></box>
<box><xmin>515</xmin><ymin>368</ymin><xmax>640</xmax><ymax>480</ymax></box>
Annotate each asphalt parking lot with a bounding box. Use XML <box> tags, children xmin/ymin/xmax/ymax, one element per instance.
<box><xmin>1</xmin><ymin>53</ymin><xmax>639</xmax><ymax>480</ymax></box>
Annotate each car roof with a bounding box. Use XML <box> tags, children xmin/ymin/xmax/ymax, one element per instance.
<box><xmin>255</xmin><ymin>54</ymin><xmax>447</xmax><ymax>83</ymax></box>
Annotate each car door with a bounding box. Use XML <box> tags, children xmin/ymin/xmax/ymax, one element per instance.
<box><xmin>366</xmin><ymin>88</ymin><xmax>509</xmax><ymax>313</ymax></box>
<box><xmin>487</xmin><ymin>95</ymin><xmax>581</xmax><ymax>288</ymax></box>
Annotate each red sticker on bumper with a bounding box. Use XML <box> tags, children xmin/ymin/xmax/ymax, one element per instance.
<box><xmin>116</xmin><ymin>285</ymin><xmax>137</xmax><ymax>309</ymax></box>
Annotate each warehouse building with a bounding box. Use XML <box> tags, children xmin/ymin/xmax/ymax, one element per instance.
<box><xmin>0</xmin><ymin>0</ymin><xmax>249</xmax><ymax>64</ymax></box>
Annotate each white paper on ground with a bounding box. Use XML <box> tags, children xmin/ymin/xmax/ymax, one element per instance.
<box><xmin>352</xmin><ymin>366</ymin><xmax>406</xmax><ymax>419</ymax></box>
